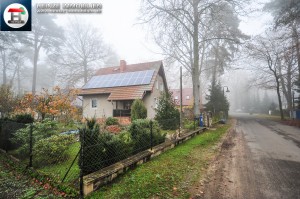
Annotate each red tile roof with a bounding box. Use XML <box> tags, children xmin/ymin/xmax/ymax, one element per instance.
<box><xmin>170</xmin><ymin>88</ymin><xmax>193</xmax><ymax>106</ymax></box>
<box><xmin>79</xmin><ymin>60</ymin><xmax>165</xmax><ymax>100</ymax></box>
<box><xmin>95</xmin><ymin>60</ymin><xmax>162</xmax><ymax>75</ymax></box>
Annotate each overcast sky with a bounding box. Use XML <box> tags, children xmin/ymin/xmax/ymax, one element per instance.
<box><xmin>34</xmin><ymin>0</ymin><xmax>272</xmax><ymax>65</ymax></box>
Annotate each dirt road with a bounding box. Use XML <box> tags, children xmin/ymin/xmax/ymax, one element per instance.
<box><xmin>194</xmin><ymin>114</ymin><xmax>300</xmax><ymax>199</ymax></box>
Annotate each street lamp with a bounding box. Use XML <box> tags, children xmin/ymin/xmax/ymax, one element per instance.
<box><xmin>223</xmin><ymin>86</ymin><xmax>230</xmax><ymax>96</ymax></box>
<box><xmin>223</xmin><ymin>86</ymin><xmax>230</xmax><ymax>120</ymax></box>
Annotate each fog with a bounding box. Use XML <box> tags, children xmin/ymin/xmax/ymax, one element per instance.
<box><xmin>0</xmin><ymin>0</ymin><xmax>299</xmax><ymax>118</ymax></box>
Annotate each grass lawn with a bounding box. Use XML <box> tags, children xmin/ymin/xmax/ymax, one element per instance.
<box><xmin>87</xmin><ymin>124</ymin><xmax>230</xmax><ymax>199</ymax></box>
<box><xmin>255</xmin><ymin>114</ymin><xmax>281</xmax><ymax>121</ymax></box>
<box><xmin>39</xmin><ymin>142</ymin><xmax>80</xmax><ymax>184</ymax></box>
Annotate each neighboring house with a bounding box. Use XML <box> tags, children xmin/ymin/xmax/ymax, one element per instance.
<box><xmin>79</xmin><ymin>60</ymin><xmax>168</xmax><ymax>120</ymax></box>
<box><xmin>170</xmin><ymin>88</ymin><xmax>193</xmax><ymax>109</ymax></box>
<box><xmin>171</xmin><ymin>88</ymin><xmax>204</xmax><ymax>119</ymax></box>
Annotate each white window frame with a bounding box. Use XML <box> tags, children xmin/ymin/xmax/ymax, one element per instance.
<box><xmin>160</xmin><ymin>83</ymin><xmax>164</xmax><ymax>91</ymax></box>
<box><xmin>186</xmin><ymin>95</ymin><xmax>190</xmax><ymax>100</ymax></box>
<box><xmin>175</xmin><ymin>96</ymin><xmax>178</xmax><ymax>100</ymax></box>
<box><xmin>91</xmin><ymin>98</ymin><xmax>97</xmax><ymax>108</ymax></box>
<box><xmin>154</xmin><ymin>97</ymin><xmax>158</xmax><ymax>109</ymax></box>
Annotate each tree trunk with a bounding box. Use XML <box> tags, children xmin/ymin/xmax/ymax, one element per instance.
<box><xmin>292</xmin><ymin>24</ymin><xmax>300</xmax><ymax>80</ymax></box>
<box><xmin>275</xmin><ymin>74</ymin><xmax>284</xmax><ymax>120</ymax></box>
<box><xmin>1</xmin><ymin>50</ymin><xmax>7</xmax><ymax>85</ymax></box>
<box><xmin>17</xmin><ymin>65</ymin><xmax>21</xmax><ymax>95</ymax></box>
<box><xmin>278</xmin><ymin>60</ymin><xmax>293</xmax><ymax>111</ymax></box>
<box><xmin>32</xmin><ymin>35</ymin><xmax>40</xmax><ymax>95</ymax></box>
<box><xmin>192</xmin><ymin>0</ymin><xmax>200</xmax><ymax>117</ymax></box>
<box><xmin>83</xmin><ymin>58</ymin><xmax>88</xmax><ymax>84</ymax></box>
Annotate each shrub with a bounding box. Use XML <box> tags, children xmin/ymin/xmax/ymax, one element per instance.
<box><xmin>13</xmin><ymin>113</ymin><xmax>34</xmax><ymax>123</ymax></box>
<box><xmin>105</xmin><ymin>117</ymin><xmax>119</xmax><ymax>126</ymax></box>
<box><xmin>79</xmin><ymin>118</ymin><xmax>102</xmax><ymax>175</ymax></box>
<box><xmin>33</xmin><ymin>135</ymin><xmax>75</xmax><ymax>167</ymax></box>
<box><xmin>11</xmin><ymin>119</ymin><xmax>59</xmax><ymax>158</ymax></box>
<box><xmin>184</xmin><ymin>119</ymin><xmax>195</xmax><ymax>130</ymax></box>
<box><xmin>131</xmin><ymin>99</ymin><xmax>147</xmax><ymax>121</ymax></box>
<box><xmin>103</xmin><ymin>132</ymin><xmax>132</xmax><ymax>166</ymax></box>
<box><xmin>79</xmin><ymin>118</ymin><xmax>133</xmax><ymax>175</ymax></box>
<box><xmin>129</xmin><ymin>119</ymin><xmax>165</xmax><ymax>154</ymax></box>
<box><xmin>155</xmin><ymin>90</ymin><xmax>180</xmax><ymax>130</ymax></box>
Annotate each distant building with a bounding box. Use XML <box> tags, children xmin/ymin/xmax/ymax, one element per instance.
<box><xmin>170</xmin><ymin>88</ymin><xmax>193</xmax><ymax>108</ymax></box>
<box><xmin>79</xmin><ymin>60</ymin><xmax>168</xmax><ymax>120</ymax></box>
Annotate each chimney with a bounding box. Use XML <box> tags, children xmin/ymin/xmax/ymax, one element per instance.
<box><xmin>120</xmin><ymin>60</ymin><xmax>126</xmax><ymax>72</ymax></box>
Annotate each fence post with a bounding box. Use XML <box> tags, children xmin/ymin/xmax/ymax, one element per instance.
<box><xmin>4</xmin><ymin>121</ymin><xmax>8</xmax><ymax>153</ymax></box>
<box><xmin>207</xmin><ymin>115</ymin><xmax>210</xmax><ymax>127</ymax></box>
<box><xmin>79</xmin><ymin>129</ymin><xmax>85</xmax><ymax>198</ymax></box>
<box><xmin>150</xmin><ymin>120</ymin><xmax>153</xmax><ymax>150</ymax></box>
<box><xmin>29</xmin><ymin>124</ymin><xmax>33</xmax><ymax>167</ymax></box>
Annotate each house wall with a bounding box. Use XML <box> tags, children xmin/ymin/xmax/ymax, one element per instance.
<box><xmin>82</xmin><ymin>74</ymin><xmax>167</xmax><ymax>120</ymax></box>
<box><xmin>143</xmin><ymin>74</ymin><xmax>166</xmax><ymax>119</ymax></box>
<box><xmin>82</xmin><ymin>94</ymin><xmax>113</xmax><ymax>118</ymax></box>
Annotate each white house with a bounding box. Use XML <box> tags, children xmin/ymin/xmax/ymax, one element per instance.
<box><xmin>79</xmin><ymin>60</ymin><xmax>168</xmax><ymax>121</ymax></box>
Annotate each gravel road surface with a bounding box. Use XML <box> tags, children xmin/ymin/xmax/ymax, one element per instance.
<box><xmin>197</xmin><ymin>114</ymin><xmax>300</xmax><ymax>199</ymax></box>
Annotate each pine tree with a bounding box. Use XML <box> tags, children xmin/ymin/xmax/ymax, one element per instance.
<box><xmin>131</xmin><ymin>99</ymin><xmax>147</xmax><ymax>121</ymax></box>
<box><xmin>79</xmin><ymin>118</ymin><xmax>102</xmax><ymax>175</ymax></box>
<box><xmin>155</xmin><ymin>90</ymin><xmax>180</xmax><ymax>130</ymax></box>
<box><xmin>205</xmin><ymin>83</ymin><xmax>229</xmax><ymax>115</ymax></box>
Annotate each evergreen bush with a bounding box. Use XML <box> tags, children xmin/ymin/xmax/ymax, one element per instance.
<box><xmin>129</xmin><ymin>119</ymin><xmax>165</xmax><ymax>153</ymax></box>
<box><xmin>33</xmin><ymin>134</ymin><xmax>75</xmax><ymax>167</ymax></box>
<box><xmin>105</xmin><ymin>117</ymin><xmax>119</xmax><ymax>126</ymax></box>
<box><xmin>155</xmin><ymin>91</ymin><xmax>180</xmax><ymax>130</ymax></box>
<box><xmin>14</xmin><ymin>113</ymin><xmax>34</xmax><ymax>124</ymax></box>
<box><xmin>131</xmin><ymin>99</ymin><xmax>147</xmax><ymax>121</ymax></box>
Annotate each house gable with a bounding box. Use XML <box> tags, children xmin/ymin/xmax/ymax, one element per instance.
<box><xmin>79</xmin><ymin>60</ymin><xmax>168</xmax><ymax>100</ymax></box>
<box><xmin>79</xmin><ymin>60</ymin><xmax>168</xmax><ymax>119</ymax></box>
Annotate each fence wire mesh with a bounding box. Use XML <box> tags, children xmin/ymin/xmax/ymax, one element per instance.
<box><xmin>0</xmin><ymin>115</ymin><xmax>210</xmax><ymax>195</ymax></box>
<box><xmin>0</xmin><ymin>119</ymin><xmax>80</xmax><ymax>188</ymax></box>
<box><xmin>79</xmin><ymin>118</ymin><xmax>174</xmax><ymax>176</ymax></box>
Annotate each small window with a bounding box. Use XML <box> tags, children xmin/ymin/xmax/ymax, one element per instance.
<box><xmin>175</xmin><ymin>96</ymin><xmax>178</xmax><ymax>100</ymax></box>
<box><xmin>154</xmin><ymin>97</ymin><xmax>158</xmax><ymax>108</ymax></box>
<box><xmin>160</xmin><ymin>83</ymin><xmax>164</xmax><ymax>91</ymax></box>
<box><xmin>156</xmin><ymin>80</ymin><xmax>159</xmax><ymax>90</ymax></box>
<box><xmin>186</xmin><ymin>95</ymin><xmax>190</xmax><ymax>100</ymax></box>
<box><xmin>124</xmin><ymin>101</ymin><xmax>132</xmax><ymax>110</ymax></box>
<box><xmin>91</xmin><ymin>99</ymin><xmax>97</xmax><ymax>108</ymax></box>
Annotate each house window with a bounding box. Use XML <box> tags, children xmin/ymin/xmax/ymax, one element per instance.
<box><xmin>91</xmin><ymin>99</ymin><xmax>97</xmax><ymax>108</ymax></box>
<box><xmin>186</xmin><ymin>95</ymin><xmax>190</xmax><ymax>100</ymax></box>
<box><xmin>154</xmin><ymin>97</ymin><xmax>158</xmax><ymax>108</ymax></box>
<box><xmin>156</xmin><ymin>80</ymin><xmax>159</xmax><ymax>90</ymax></box>
<box><xmin>175</xmin><ymin>96</ymin><xmax>178</xmax><ymax>100</ymax></box>
<box><xmin>124</xmin><ymin>101</ymin><xmax>132</xmax><ymax>110</ymax></box>
<box><xmin>160</xmin><ymin>83</ymin><xmax>164</xmax><ymax>91</ymax></box>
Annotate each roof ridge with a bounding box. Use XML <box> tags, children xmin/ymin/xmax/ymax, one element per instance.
<box><xmin>102</xmin><ymin>60</ymin><xmax>162</xmax><ymax>69</ymax></box>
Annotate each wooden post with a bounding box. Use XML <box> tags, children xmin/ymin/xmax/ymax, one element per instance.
<box><xmin>180</xmin><ymin>66</ymin><xmax>183</xmax><ymax>137</ymax></box>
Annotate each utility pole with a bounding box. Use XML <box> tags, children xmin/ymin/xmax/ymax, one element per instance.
<box><xmin>180</xmin><ymin>66</ymin><xmax>183</xmax><ymax>137</ymax></box>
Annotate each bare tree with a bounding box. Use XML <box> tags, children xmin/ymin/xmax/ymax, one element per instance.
<box><xmin>8</xmin><ymin>48</ymin><xmax>27</xmax><ymax>95</ymax></box>
<box><xmin>51</xmin><ymin>18</ymin><xmax>112</xmax><ymax>87</ymax></box>
<box><xmin>140</xmin><ymin>0</ymin><xmax>248</xmax><ymax>116</ymax></box>
<box><xmin>0</xmin><ymin>32</ymin><xmax>13</xmax><ymax>85</ymax></box>
<box><xmin>16</xmin><ymin>12</ymin><xmax>64</xmax><ymax>95</ymax></box>
<box><xmin>265</xmin><ymin>0</ymin><xmax>300</xmax><ymax>79</ymax></box>
<box><xmin>247</xmin><ymin>34</ymin><xmax>286</xmax><ymax>119</ymax></box>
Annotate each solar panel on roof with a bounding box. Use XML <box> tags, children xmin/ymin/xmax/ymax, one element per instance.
<box><xmin>83</xmin><ymin>70</ymin><xmax>155</xmax><ymax>89</ymax></box>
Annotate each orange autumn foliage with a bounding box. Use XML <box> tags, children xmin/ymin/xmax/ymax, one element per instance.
<box><xmin>15</xmin><ymin>86</ymin><xmax>79</xmax><ymax>121</ymax></box>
